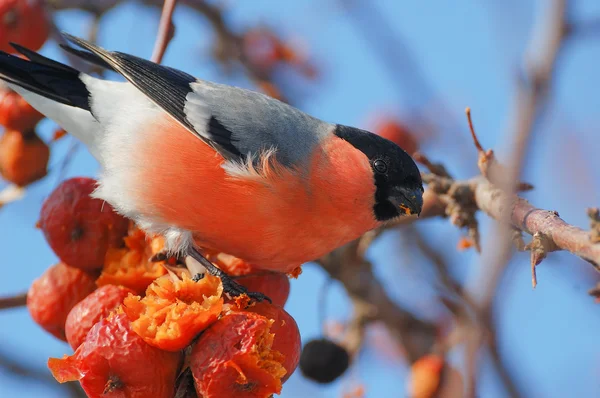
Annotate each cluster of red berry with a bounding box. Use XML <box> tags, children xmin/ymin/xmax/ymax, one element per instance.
<box><xmin>27</xmin><ymin>177</ymin><xmax>301</xmax><ymax>397</ymax></box>
<box><xmin>0</xmin><ymin>0</ymin><xmax>50</xmax><ymax>186</ymax></box>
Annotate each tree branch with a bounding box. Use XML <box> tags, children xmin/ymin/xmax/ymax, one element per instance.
<box><xmin>151</xmin><ymin>0</ymin><xmax>178</xmax><ymax>63</ymax></box>
<box><xmin>317</xmin><ymin>238</ymin><xmax>437</xmax><ymax>363</ymax></box>
<box><xmin>473</xmin><ymin>177</ymin><xmax>600</xmax><ymax>269</ymax></box>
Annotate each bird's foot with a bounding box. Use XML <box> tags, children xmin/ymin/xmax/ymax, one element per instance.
<box><xmin>150</xmin><ymin>250</ymin><xmax>184</xmax><ymax>264</ymax></box>
<box><xmin>187</xmin><ymin>247</ymin><xmax>271</xmax><ymax>304</ymax></box>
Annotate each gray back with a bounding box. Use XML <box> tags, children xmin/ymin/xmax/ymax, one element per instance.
<box><xmin>185</xmin><ymin>80</ymin><xmax>332</xmax><ymax>167</ymax></box>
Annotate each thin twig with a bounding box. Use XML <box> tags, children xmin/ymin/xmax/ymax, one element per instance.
<box><xmin>464</xmin><ymin>1</ymin><xmax>568</xmax><ymax>396</ymax></box>
<box><xmin>0</xmin><ymin>347</ymin><xmax>86</xmax><ymax>397</ymax></box>
<box><xmin>0</xmin><ymin>293</ymin><xmax>27</xmax><ymax>310</ymax></box>
<box><xmin>151</xmin><ymin>0</ymin><xmax>178</xmax><ymax>63</ymax></box>
<box><xmin>465</xmin><ymin>107</ymin><xmax>485</xmax><ymax>154</ymax></box>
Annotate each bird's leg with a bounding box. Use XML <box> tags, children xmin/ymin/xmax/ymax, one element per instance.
<box><xmin>187</xmin><ymin>247</ymin><xmax>271</xmax><ymax>303</ymax></box>
<box><xmin>150</xmin><ymin>251</ymin><xmax>182</xmax><ymax>263</ymax></box>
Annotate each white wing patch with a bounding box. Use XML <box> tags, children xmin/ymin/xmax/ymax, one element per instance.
<box><xmin>183</xmin><ymin>88</ymin><xmax>213</xmax><ymax>141</ymax></box>
<box><xmin>221</xmin><ymin>147</ymin><xmax>280</xmax><ymax>182</ymax></box>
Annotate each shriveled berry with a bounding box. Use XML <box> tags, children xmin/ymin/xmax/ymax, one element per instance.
<box><xmin>49</xmin><ymin>313</ymin><xmax>182</xmax><ymax>398</ymax></box>
<box><xmin>39</xmin><ymin>177</ymin><xmax>130</xmax><ymax>271</ymax></box>
<box><xmin>27</xmin><ymin>262</ymin><xmax>96</xmax><ymax>341</ymax></box>
<box><xmin>65</xmin><ymin>284</ymin><xmax>134</xmax><ymax>350</ymax></box>
<box><xmin>190</xmin><ymin>312</ymin><xmax>286</xmax><ymax>398</ymax></box>
<box><xmin>242</xmin><ymin>302</ymin><xmax>301</xmax><ymax>382</ymax></box>
<box><xmin>299</xmin><ymin>338</ymin><xmax>350</xmax><ymax>383</ymax></box>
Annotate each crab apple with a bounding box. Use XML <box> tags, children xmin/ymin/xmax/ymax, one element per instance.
<box><xmin>97</xmin><ymin>226</ymin><xmax>167</xmax><ymax>294</ymax></box>
<box><xmin>49</xmin><ymin>313</ymin><xmax>182</xmax><ymax>398</ymax></box>
<box><xmin>299</xmin><ymin>338</ymin><xmax>350</xmax><ymax>384</ymax></box>
<box><xmin>0</xmin><ymin>129</ymin><xmax>49</xmax><ymax>186</ymax></box>
<box><xmin>65</xmin><ymin>284</ymin><xmax>134</xmax><ymax>350</ymax></box>
<box><xmin>27</xmin><ymin>262</ymin><xmax>97</xmax><ymax>341</ymax></box>
<box><xmin>242</xmin><ymin>28</ymin><xmax>283</xmax><ymax>72</ymax></box>
<box><xmin>0</xmin><ymin>88</ymin><xmax>44</xmax><ymax>130</ymax></box>
<box><xmin>232</xmin><ymin>272</ymin><xmax>290</xmax><ymax>307</ymax></box>
<box><xmin>375</xmin><ymin>119</ymin><xmax>418</xmax><ymax>156</ymax></box>
<box><xmin>190</xmin><ymin>312</ymin><xmax>287</xmax><ymax>398</ymax></box>
<box><xmin>407</xmin><ymin>354</ymin><xmax>444</xmax><ymax>398</ymax></box>
<box><xmin>122</xmin><ymin>273</ymin><xmax>223</xmax><ymax>351</ymax></box>
<box><xmin>242</xmin><ymin>302</ymin><xmax>301</xmax><ymax>382</ymax></box>
<box><xmin>39</xmin><ymin>177</ymin><xmax>130</xmax><ymax>272</ymax></box>
<box><xmin>0</xmin><ymin>0</ymin><xmax>49</xmax><ymax>52</ymax></box>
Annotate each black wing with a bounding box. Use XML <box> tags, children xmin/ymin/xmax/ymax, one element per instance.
<box><xmin>62</xmin><ymin>33</ymin><xmax>240</xmax><ymax>159</ymax></box>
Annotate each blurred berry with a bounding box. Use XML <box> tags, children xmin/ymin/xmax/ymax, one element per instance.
<box><xmin>0</xmin><ymin>129</ymin><xmax>49</xmax><ymax>186</ymax></box>
<box><xmin>299</xmin><ymin>338</ymin><xmax>350</xmax><ymax>383</ymax></box>
<box><xmin>407</xmin><ymin>354</ymin><xmax>444</xmax><ymax>398</ymax></box>
<box><xmin>0</xmin><ymin>0</ymin><xmax>49</xmax><ymax>52</ymax></box>
<box><xmin>0</xmin><ymin>88</ymin><xmax>44</xmax><ymax>130</ymax></box>
<box><xmin>375</xmin><ymin>119</ymin><xmax>419</xmax><ymax>156</ymax></box>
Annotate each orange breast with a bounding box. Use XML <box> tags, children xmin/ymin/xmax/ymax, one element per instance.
<box><xmin>133</xmin><ymin>116</ymin><xmax>380</xmax><ymax>272</ymax></box>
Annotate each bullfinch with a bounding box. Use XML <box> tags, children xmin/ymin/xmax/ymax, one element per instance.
<box><xmin>0</xmin><ymin>34</ymin><xmax>423</xmax><ymax>300</ymax></box>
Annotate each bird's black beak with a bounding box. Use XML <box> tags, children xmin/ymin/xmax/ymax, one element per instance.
<box><xmin>388</xmin><ymin>186</ymin><xmax>423</xmax><ymax>216</ymax></box>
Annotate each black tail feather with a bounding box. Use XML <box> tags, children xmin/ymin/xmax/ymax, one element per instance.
<box><xmin>0</xmin><ymin>47</ymin><xmax>91</xmax><ymax>111</ymax></box>
<box><xmin>59</xmin><ymin>43</ymin><xmax>115</xmax><ymax>72</ymax></box>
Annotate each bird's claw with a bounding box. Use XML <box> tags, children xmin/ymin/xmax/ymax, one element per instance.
<box><xmin>220</xmin><ymin>276</ymin><xmax>271</xmax><ymax>303</ymax></box>
<box><xmin>187</xmin><ymin>247</ymin><xmax>271</xmax><ymax>304</ymax></box>
<box><xmin>191</xmin><ymin>273</ymin><xmax>205</xmax><ymax>282</ymax></box>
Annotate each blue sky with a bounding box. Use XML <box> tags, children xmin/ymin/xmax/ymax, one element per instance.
<box><xmin>1</xmin><ymin>0</ymin><xmax>600</xmax><ymax>397</ymax></box>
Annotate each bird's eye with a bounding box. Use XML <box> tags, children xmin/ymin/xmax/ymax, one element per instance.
<box><xmin>373</xmin><ymin>159</ymin><xmax>388</xmax><ymax>174</ymax></box>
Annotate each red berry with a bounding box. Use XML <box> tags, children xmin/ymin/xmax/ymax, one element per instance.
<box><xmin>27</xmin><ymin>262</ymin><xmax>97</xmax><ymax>341</ymax></box>
<box><xmin>0</xmin><ymin>0</ymin><xmax>49</xmax><ymax>52</ymax></box>
<box><xmin>190</xmin><ymin>312</ymin><xmax>287</xmax><ymax>398</ymax></box>
<box><xmin>243</xmin><ymin>302</ymin><xmax>301</xmax><ymax>382</ymax></box>
<box><xmin>65</xmin><ymin>284</ymin><xmax>134</xmax><ymax>350</ymax></box>
<box><xmin>0</xmin><ymin>129</ymin><xmax>49</xmax><ymax>186</ymax></box>
<box><xmin>49</xmin><ymin>313</ymin><xmax>182</xmax><ymax>398</ymax></box>
<box><xmin>39</xmin><ymin>177</ymin><xmax>130</xmax><ymax>271</ymax></box>
<box><xmin>232</xmin><ymin>272</ymin><xmax>290</xmax><ymax>307</ymax></box>
<box><xmin>375</xmin><ymin>119</ymin><xmax>418</xmax><ymax>156</ymax></box>
<box><xmin>0</xmin><ymin>88</ymin><xmax>44</xmax><ymax>130</ymax></box>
